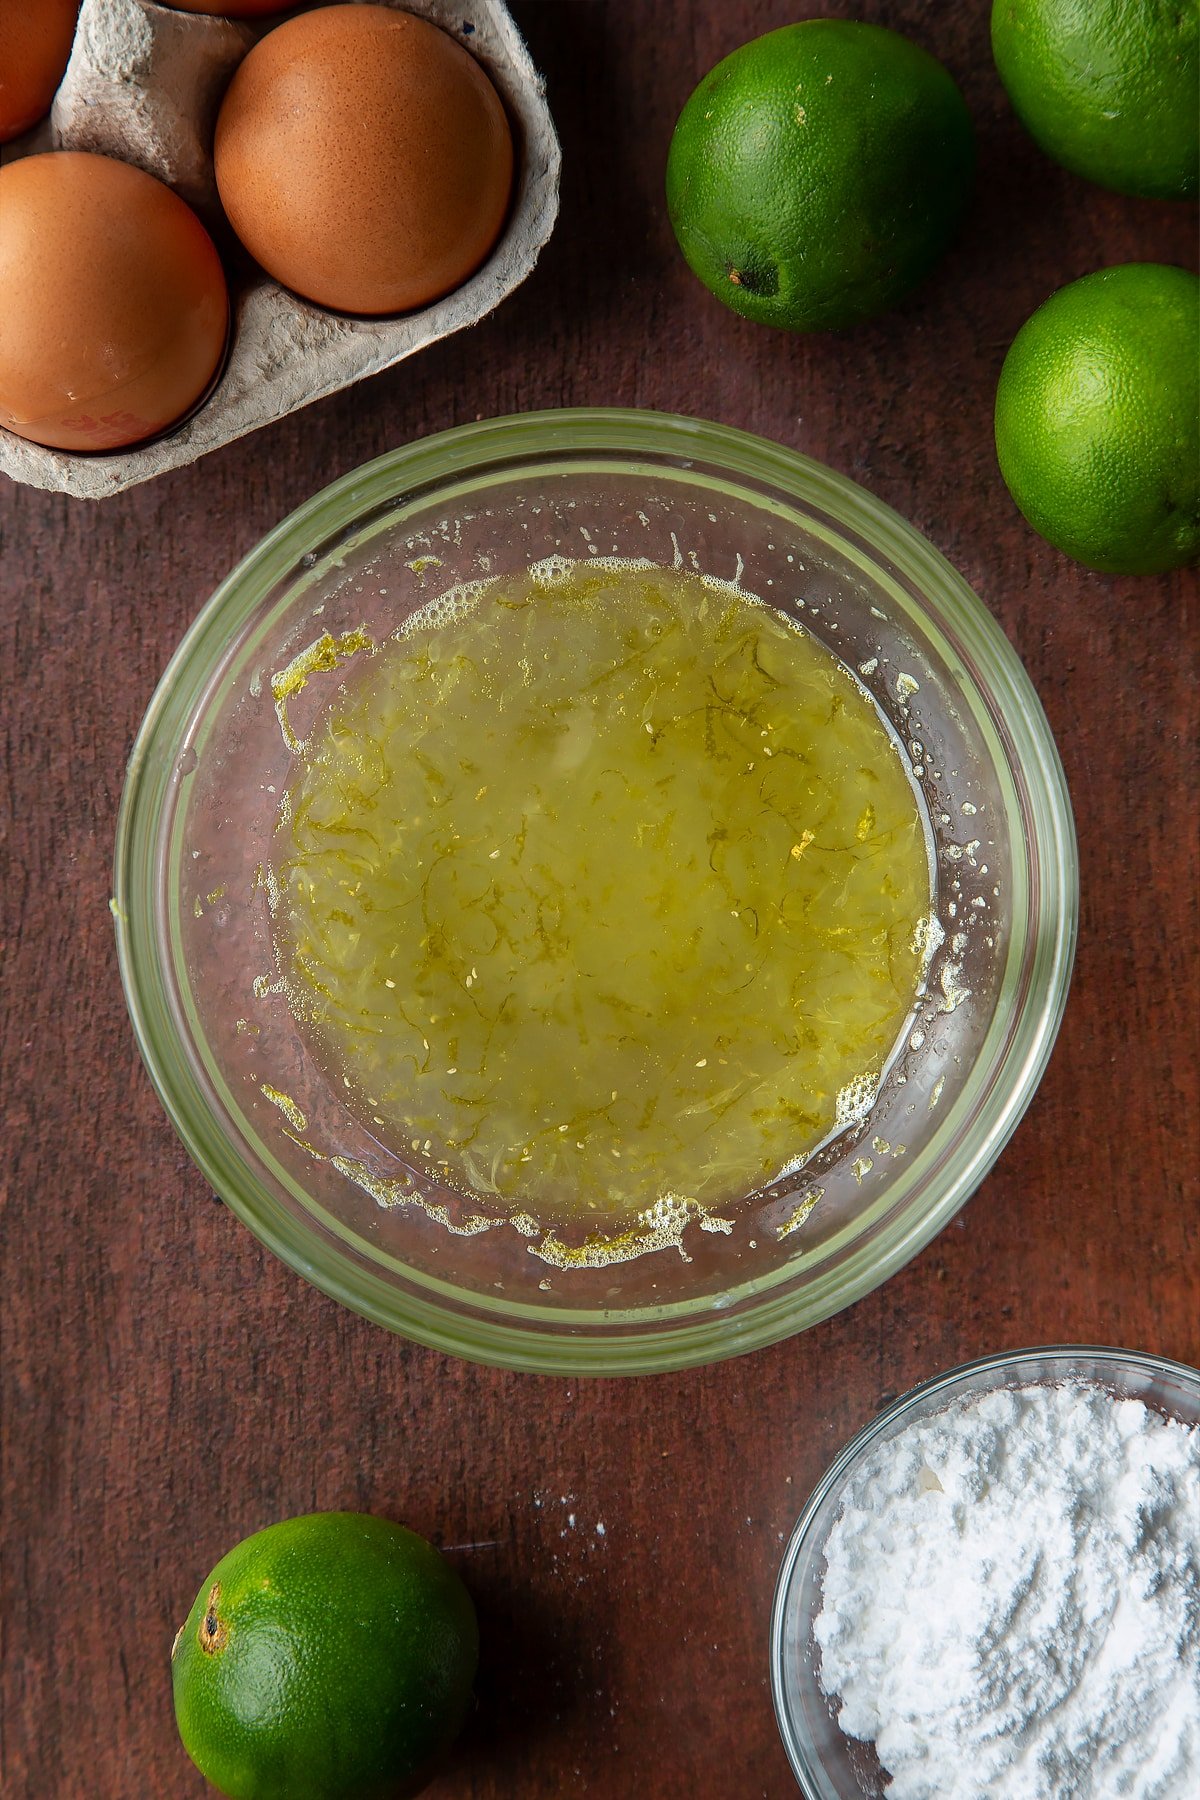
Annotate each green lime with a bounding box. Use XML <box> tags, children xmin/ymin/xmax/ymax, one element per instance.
<box><xmin>665</xmin><ymin>20</ymin><xmax>975</xmax><ymax>332</ymax></box>
<box><xmin>171</xmin><ymin>1512</ymin><xmax>479</xmax><ymax>1799</ymax></box>
<box><xmin>992</xmin><ymin>0</ymin><xmax>1199</xmax><ymax>200</ymax></box>
<box><xmin>995</xmin><ymin>263</ymin><xmax>1200</xmax><ymax>574</ymax></box>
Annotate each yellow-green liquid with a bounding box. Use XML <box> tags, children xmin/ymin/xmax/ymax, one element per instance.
<box><xmin>273</xmin><ymin>563</ymin><xmax>931</xmax><ymax>1220</ymax></box>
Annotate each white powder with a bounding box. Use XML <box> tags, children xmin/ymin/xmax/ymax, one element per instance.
<box><xmin>814</xmin><ymin>1381</ymin><xmax>1200</xmax><ymax>1799</ymax></box>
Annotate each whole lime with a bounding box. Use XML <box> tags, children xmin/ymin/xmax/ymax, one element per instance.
<box><xmin>665</xmin><ymin>20</ymin><xmax>975</xmax><ymax>332</ymax></box>
<box><xmin>992</xmin><ymin>0</ymin><xmax>1199</xmax><ymax>200</ymax></box>
<box><xmin>171</xmin><ymin>1512</ymin><xmax>479</xmax><ymax>1799</ymax></box>
<box><xmin>995</xmin><ymin>263</ymin><xmax>1200</xmax><ymax>574</ymax></box>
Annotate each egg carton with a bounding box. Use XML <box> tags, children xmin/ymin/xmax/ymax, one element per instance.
<box><xmin>0</xmin><ymin>0</ymin><xmax>561</xmax><ymax>499</ymax></box>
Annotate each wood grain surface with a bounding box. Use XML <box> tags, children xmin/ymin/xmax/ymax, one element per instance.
<box><xmin>2</xmin><ymin>3</ymin><xmax>1197</xmax><ymax>1795</ymax></box>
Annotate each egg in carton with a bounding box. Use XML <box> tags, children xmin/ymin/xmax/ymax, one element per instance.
<box><xmin>0</xmin><ymin>0</ymin><xmax>561</xmax><ymax>500</ymax></box>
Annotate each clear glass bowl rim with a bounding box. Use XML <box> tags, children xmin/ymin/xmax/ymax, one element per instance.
<box><xmin>769</xmin><ymin>1342</ymin><xmax>1200</xmax><ymax>1795</ymax></box>
<box><xmin>113</xmin><ymin>407</ymin><xmax>1078</xmax><ymax>1374</ymax></box>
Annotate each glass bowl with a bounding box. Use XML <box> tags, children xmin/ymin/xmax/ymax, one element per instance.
<box><xmin>770</xmin><ymin>1345</ymin><xmax>1200</xmax><ymax>1796</ymax></box>
<box><xmin>113</xmin><ymin>409</ymin><xmax>1076</xmax><ymax>1374</ymax></box>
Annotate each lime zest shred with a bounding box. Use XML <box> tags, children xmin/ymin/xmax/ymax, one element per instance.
<box><xmin>271</xmin><ymin>626</ymin><xmax>374</xmax><ymax>754</ymax></box>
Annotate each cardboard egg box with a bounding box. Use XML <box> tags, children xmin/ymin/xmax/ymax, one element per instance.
<box><xmin>1</xmin><ymin>0</ymin><xmax>561</xmax><ymax>499</ymax></box>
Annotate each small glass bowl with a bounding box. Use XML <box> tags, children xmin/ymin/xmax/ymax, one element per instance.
<box><xmin>114</xmin><ymin>409</ymin><xmax>1077</xmax><ymax>1373</ymax></box>
<box><xmin>770</xmin><ymin>1345</ymin><xmax>1200</xmax><ymax>1796</ymax></box>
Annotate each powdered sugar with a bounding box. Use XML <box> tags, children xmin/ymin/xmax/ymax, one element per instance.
<box><xmin>814</xmin><ymin>1381</ymin><xmax>1200</xmax><ymax>1799</ymax></box>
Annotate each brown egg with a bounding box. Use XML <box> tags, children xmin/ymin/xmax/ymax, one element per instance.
<box><xmin>214</xmin><ymin>3</ymin><xmax>514</xmax><ymax>315</ymax></box>
<box><xmin>0</xmin><ymin>0</ymin><xmax>79</xmax><ymax>142</ymax></box>
<box><xmin>0</xmin><ymin>153</ymin><xmax>229</xmax><ymax>453</ymax></box>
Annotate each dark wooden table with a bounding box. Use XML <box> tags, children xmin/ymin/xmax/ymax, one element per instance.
<box><xmin>3</xmin><ymin>3</ymin><xmax>1197</xmax><ymax>1795</ymax></box>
